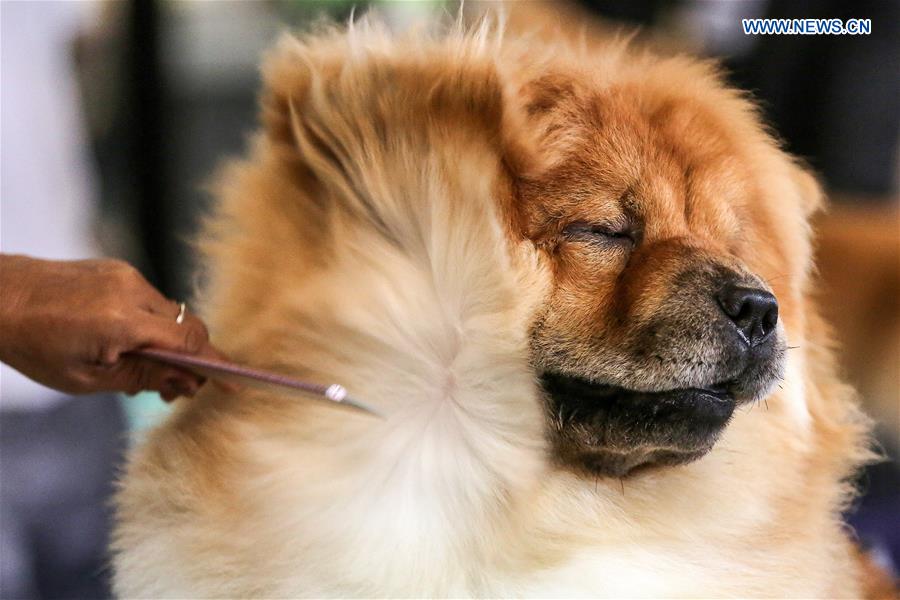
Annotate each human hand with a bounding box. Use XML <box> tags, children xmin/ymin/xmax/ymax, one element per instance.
<box><xmin>0</xmin><ymin>254</ymin><xmax>225</xmax><ymax>401</ymax></box>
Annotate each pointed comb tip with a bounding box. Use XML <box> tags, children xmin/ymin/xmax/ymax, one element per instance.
<box><xmin>342</xmin><ymin>395</ymin><xmax>385</xmax><ymax>419</ymax></box>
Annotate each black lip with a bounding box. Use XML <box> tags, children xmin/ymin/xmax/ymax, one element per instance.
<box><xmin>540</xmin><ymin>372</ymin><xmax>737</xmax><ymax>477</ymax></box>
<box><xmin>542</xmin><ymin>373</ymin><xmax>734</xmax><ymax>403</ymax></box>
<box><xmin>541</xmin><ymin>372</ymin><xmax>736</xmax><ymax>423</ymax></box>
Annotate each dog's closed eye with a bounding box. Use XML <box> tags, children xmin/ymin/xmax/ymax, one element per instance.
<box><xmin>562</xmin><ymin>222</ymin><xmax>636</xmax><ymax>249</ymax></box>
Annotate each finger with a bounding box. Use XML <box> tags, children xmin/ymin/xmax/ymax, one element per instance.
<box><xmin>168</xmin><ymin>331</ymin><xmax>242</xmax><ymax>394</ymax></box>
<box><xmin>181</xmin><ymin>336</ymin><xmax>243</xmax><ymax>393</ymax></box>
<box><xmin>158</xmin><ymin>370</ymin><xmax>203</xmax><ymax>402</ymax></box>
<box><xmin>115</xmin><ymin>265</ymin><xmax>180</xmax><ymax>320</ymax></box>
<box><xmin>144</xmin><ymin>297</ymin><xmax>180</xmax><ymax>319</ymax></box>
<box><xmin>126</xmin><ymin>313</ymin><xmax>243</xmax><ymax>394</ymax></box>
<box><xmin>96</xmin><ymin>305</ymin><xmax>205</xmax><ymax>367</ymax></box>
<box><xmin>100</xmin><ymin>357</ymin><xmax>203</xmax><ymax>399</ymax></box>
<box><xmin>129</xmin><ymin>312</ymin><xmax>210</xmax><ymax>355</ymax></box>
<box><xmin>127</xmin><ymin>312</ymin><xmax>242</xmax><ymax>394</ymax></box>
<box><xmin>177</xmin><ymin>312</ymin><xmax>213</xmax><ymax>353</ymax></box>
<box><xmin>133</xmin><ymin>278</ymin><xmax>181</xmax><ymax>318</ymax></box>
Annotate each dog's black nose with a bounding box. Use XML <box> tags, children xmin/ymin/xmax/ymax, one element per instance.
<box><xmin>716</xmin><ymin>285</ymin><xmax>778</xmax><ymax>347</ymax></box>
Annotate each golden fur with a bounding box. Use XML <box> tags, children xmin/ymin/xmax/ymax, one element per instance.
<box><xmin>113</xmin><ymin>18</ymin><xmax>875</xmax><ymax>597</ymax></box>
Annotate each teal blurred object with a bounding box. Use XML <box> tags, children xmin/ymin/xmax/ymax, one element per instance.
<box><xmin>119</xmin><ymin>391</ymin><xmax>171</xmax><ymax>435</ymax></box>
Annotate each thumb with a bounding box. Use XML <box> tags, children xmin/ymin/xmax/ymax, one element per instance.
<box><xmin>131</xmin><ymin>312</ymin><xmax>211</xmax><ymax>356</ymax></box>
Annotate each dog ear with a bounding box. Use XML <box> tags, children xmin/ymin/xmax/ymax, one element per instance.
<box><xmin>521</xmin><ymin>73</ymin><xmax>581</xmax><ymax>117</ymax></box>
<box><xmin>260</xmin><ymin>32</ymin><xmax>512</xmax><ymax>154</ymax></box>
<box><xmin>255</xmin><ymin>31</ymin><xmax>538</xmax><ymax>243</ymax></box>
<box><xmin>501</xmin><ymin>71</ymin><xmax>586</xmax><ymax>178</ymax></box>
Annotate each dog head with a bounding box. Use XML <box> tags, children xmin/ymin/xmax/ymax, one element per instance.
<box><xmin>506</xmin><ymin>61</ymin><xmax>818</xmax><ymax>477</ymax></box>
<box><xmin>234</xmin><ymin>26</ymin><xmax>820</xmax><ymax>481</ymax></box>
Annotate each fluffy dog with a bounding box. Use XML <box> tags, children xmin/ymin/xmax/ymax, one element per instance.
<box><xmin>113</xmin><ymin>19</ymin><xmax>877</xmax><ymax>597</ymax></box>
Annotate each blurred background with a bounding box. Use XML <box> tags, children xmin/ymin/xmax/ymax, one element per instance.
<box><xmin>1</xmin><ymin>1</ymin><xmax>897</xmax><ymax>597</ymax></box>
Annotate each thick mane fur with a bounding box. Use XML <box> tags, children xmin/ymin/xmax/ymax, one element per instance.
<box><xmin>117</xmin><ymin>21</ymin><xmax>554</xmax><ymax>596</ymax></box>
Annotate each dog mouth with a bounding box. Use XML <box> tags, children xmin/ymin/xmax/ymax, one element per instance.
<box><xmin>540</xmin><ymin>372</ymin><xmax>738</xmax><ymax>478</ymax></box>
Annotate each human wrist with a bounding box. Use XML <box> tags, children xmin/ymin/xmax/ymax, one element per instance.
<box><xmin>0</xmin><ymin>254</ymin><xmax>33</xmax><ymax>362</ymax></box>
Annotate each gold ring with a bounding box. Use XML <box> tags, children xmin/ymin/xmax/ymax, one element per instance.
<box><xmin>175</xmin><ymin>302</ymin><xmax>187</xmax><ymax>324</ymax></box>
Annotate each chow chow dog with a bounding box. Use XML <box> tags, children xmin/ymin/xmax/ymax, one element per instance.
<box><xmin>113</xmin><ymin>18</ymin><xmax>881</xmax><ymax>597</ymax></box>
